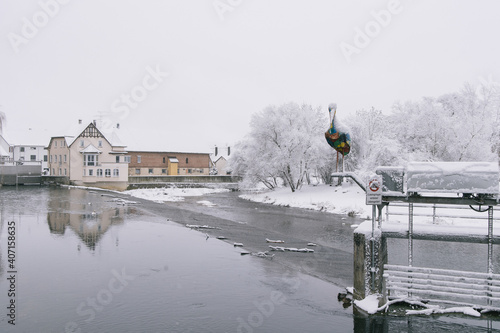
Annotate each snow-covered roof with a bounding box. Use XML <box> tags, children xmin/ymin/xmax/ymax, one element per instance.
<box><xmin>210</xmin><ymin>146</ymin><xmax>231</xmax><ymax>163</ymax></box>
<box><xmin>406</xmin><ymin>161</ymin><xmax>499</xmax><ymax>194</ymax></box>
<box><xmin>61</xmin><ymin>120</ymin><xmax>126</xmax><ymax>148</ymax></box>
<box><xmin>80</xmin><ymin>144</ymin><xmax>102</xmax><ymax>154</ymax></box>
<box><xmin>3</xmin><ymin>127</ymin><xmax>52</xmax><ymax>146</ymax></box>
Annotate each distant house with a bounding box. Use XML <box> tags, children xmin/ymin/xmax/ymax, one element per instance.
<box><xmin>210</xmin><ymin>146</ymin><xmax>231</xmax><ymax>175</ymax></box>
<box><xmin>127</xmin><ymin>151</ymin><xmax>210</xmax><ymax>176</ymax></box>
<box><xmin>0</xmin><ymin>128</ymin><xmax>49</xmax><ymax>171</ymax></box>
<box><xmin>46</xmin><ymin>121</ymin><xmax>129</xmax><ymax>190</ymax></box>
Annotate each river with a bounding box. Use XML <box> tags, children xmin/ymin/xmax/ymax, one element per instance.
<box><xmin>0</xmin><ymin>186</ymin><xmax>499</xmax><ymax>332</ymax></box>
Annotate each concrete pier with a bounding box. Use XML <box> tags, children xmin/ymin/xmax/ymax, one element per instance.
<box><xmin>353</xmin><ymin>229</ymin><xmax>387</xmax><ymax>301</ymax></box>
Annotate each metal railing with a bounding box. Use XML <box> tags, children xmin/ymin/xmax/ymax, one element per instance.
<box><xmin>385</xmin><ymin>203</ymin><xmax>500</xmax><ymax>223</ymax></box>
<box><xmin>384</xmin><ymin>264</ymin><xmax>500</xmax><ymax>308</ymax></box>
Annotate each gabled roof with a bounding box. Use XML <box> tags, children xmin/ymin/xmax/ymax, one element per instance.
<box><xmin>61</xmin><ymin>121</ymin><xmax>126</xmax><ymax>149</ymax></box>
<box><xmin>80</xmin><ymin>144</ymin><xmax>102</xmax><ymax>154</ymax></box>
<box><xmin>214</xmin><ymin>155</ymin><xmax>227</xmax><ymax>163</ymax></box>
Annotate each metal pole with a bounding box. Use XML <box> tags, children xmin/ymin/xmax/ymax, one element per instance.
<box><xmin>432</xmin><ymin>204</ymin><xmax>436</xmax><ymax>224</ymax></box>
<box><xmin>408</xmin><ymin>202</ymin><xmax>414</xmax><ymax>298</ymax></box>
<box><xmin>488</xmin><ymin>206</ymin><xmax>493</xmax><ymax>275</ymax></box>
<box><xmin>377</xmin><ymin>205</ymin><xmax>383</xmax><ymax>229</ymax></box>
<box><xmin>408</xmin><ymin>203</ymin><xmax>413</xmax><ymax>267</ymax></box>
<box><xmin>371</xmin><ymin>205</ymin><xmax>376</xmax><ymax>292</ymax></box>
<box><xmin>488</xmin><ymin>206</ymin><xmax>493</xmax><ymax>307</ymax></box>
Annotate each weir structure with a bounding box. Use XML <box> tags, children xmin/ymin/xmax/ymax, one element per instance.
<box><xmin>350</xmin><ymin>161</ymin><xmax>500</xmax><ymax>313</ymax></box>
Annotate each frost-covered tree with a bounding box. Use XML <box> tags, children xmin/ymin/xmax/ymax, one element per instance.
<box><xmin>343</xmin><ymin>107</ymin><xmax>404</xmax><ymax>178</ymax></box>
<box><xmin>387</xmin><ymin>83</ymin><xmax>499</xmax><ymax>162</ymax></box>
<box><xmin>437</xmin><ymin>83</ymin><xmax>499</xmax><ymax>161</ymax></box>
<box><xmin>230</xmin><ymin>102</ymin><xmax>327</xmax><ymax>192</ymax></box>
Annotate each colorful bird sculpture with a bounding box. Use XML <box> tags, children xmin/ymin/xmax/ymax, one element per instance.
<box><xmin>325</xmin><ymin>103</ymin><xmax>351</xmax><ymax>155</ymax></box>
<box><xmin>325</xmin><ymin>103</ymin><xmax>351</xmax><ymax>173</ymax></box>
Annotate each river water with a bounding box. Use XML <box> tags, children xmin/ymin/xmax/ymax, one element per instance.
<box><xmin>0</xmin><ymin>186</ymin><xmax>499</xmax><ymax>332</ymax></box>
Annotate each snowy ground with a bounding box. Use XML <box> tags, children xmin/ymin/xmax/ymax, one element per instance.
<box><xmin>239</xmin><ymin>181</ymin><xmax>369</xmax><ymax>218</ymax></box>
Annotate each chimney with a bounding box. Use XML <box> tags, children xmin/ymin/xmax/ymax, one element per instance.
<box><xmin>78</xmin><ymin>119</ymin><xmax>82</xmax><ymax>125</ymax></box>
<box><xmin>227</xmin><ymin>146</ymin><xmax>230</xmax><ymax>156</ymax></box>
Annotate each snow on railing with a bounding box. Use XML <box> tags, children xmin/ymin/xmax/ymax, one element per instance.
<box><xmin>384</xmin><ymin>264</ymin><xmax>500</xmax><ymax>308</ymax></box>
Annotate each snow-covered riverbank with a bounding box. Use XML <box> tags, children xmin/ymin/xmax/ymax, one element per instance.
<box><xmin>124</xmin><ymin>181</ymin><xmax>500</xmax><ymax>237</ymax></box>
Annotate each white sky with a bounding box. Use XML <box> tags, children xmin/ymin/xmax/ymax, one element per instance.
<box><xmin>1</xmin><ymin>0</ymin><xmax>500</xmax><ymax>152</ymax></box>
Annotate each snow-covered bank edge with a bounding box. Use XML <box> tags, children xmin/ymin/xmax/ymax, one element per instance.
<box><xmin>239</xmin><ymin>182</ymin><xmax>369</xmax><ymax>218</ymax></box>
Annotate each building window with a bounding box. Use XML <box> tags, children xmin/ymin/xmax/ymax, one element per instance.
<box><xmin>105</xmin><ymin>169</ymin><xmax>111</xmax><ymax>177</ymax></box>
<box><xmin>116</xmin><ymin>156</ymin><xmax>120</xmax><ymax>163</ymax></box>
<box><xmin>54</xmin><ymin>155</ymin><xmax>57</xmax><ymax>163</ymax></box>
<box><xmin>186</xmin><ymin>158</ymin><xmax>189</xmax><ymax>164</ymax></box>
<box><xmin>54</xmin><ymin>141</ymin><xmax>57</xmax><ymax>147</ymax></box>
<box><xmin>20</xmin><ymin>147</ymin><xmax>25</xmax><ymax>152</ymax></box>
<box><xmin>31</xmin><ymin>147</ymin><xmax>36</xmax><ymax>150</ymax></box>
<box><xmin>124</xmin><ymin>156</ymin><xmax>131</xmax><ymax>163</ymax></box>
<box><xmin>59</xmin><ymin>168</ymin><xmax>62</xmax><ymax>175</ymax></box>
<box><xmin>97</xmin><ymin>169</ymin><xmax>103</xmax><ymax>177</ymax></box>
<box><xmin>83</xmin><ymin>169</ymin><xmax>86</xmax><ymax>176</ymax></box>
<box><xmin>84</xmin><ymin>154</ymin><xmax>98</xmax><ymax>166</ymax></box>
<box><xmin>188</xmin><ymin>169</ymin><xmax>192</xmax><ymax>174</ymax></box>
<box><xmin>162</xmin><ymin>169</ymin><xmax>167</xmax><ymax>174</ymax></box>
<box><xmin>135</xmin><ymin>169</ymin><xmax>140</xmax><ymax>175</ymax></box>
<box><xmin>52</xmin><ymin>168</ymin><xmax>55</xmax><ymax>175</ymax></box>
<box><xmin>59</xmin><ymin>155</ymin><xmax>62</xmax><ymax>164</ymax></box>
<box><xmin>44</xmin><ymin>155</ymin><xmax>48</xmax><ymax>162</ymax></box>
<box><xmin>62</xmin><ymin>140</ymin><xmax>65</xmax><ymax>147</ymax></box>
<box><xmin>64</xmin><ymin>155</ymin><xmax>67</xmax><ymax>162</ymax></box>
<box><xmin>163</xmin><ymin>157</ymin><xmax>166</xmax><ymax>163</ymax></box>
<box><xmin>64</xmin><ymin>168</ymin><xmax>67</xmax><ymax>176</ymax></box>
<box><xmin>137</xmin><ymin>155</ymin><xmax>141</xmax><ymax>163</ymax></box>
<box><xmin>80</xmin><ymin>140</ymin><xmax>84</xmax><ymax>147</ymax></box>
<box><xmin>89</xmin><ymin>169</ymin><xmax>93</xmax><ymax>176</ymax></box>
<box><xmin>113</xmin><ymin>169</ymin><xmax>119</xmax><ymax>177</ymax></box>
<box><xmin>148</xmin><ymin>169</ymin><xmax>153</xmax><ymax>175</ymax></box>
<box><xmin>50</xmin><ymin>155</ymin><xmax>53</xmax><ymax>163</ymax></box>
<box><xmin>30</xmin><ymin>155</ymin><xmax>36</xmax><ymax>161</ymax></box>
<box><xmin>98</xmin><ymin>140</ymin><xmax>102</xmax><ymax>147</ymax></box>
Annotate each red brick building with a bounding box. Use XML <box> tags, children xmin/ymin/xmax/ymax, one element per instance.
<box><xmin>127</xmin><ymin>151</ymin><xmax>210</xmax><ymax>176</ymax></box>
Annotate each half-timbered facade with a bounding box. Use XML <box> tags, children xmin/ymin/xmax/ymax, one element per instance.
<box><xmin>47</xmin><ymin>122</ymin><xmax>129</xmax><ymax>190</ymax></box>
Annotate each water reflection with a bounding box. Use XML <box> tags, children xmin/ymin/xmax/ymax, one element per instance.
<box><xmin>46</xmin><ymin>189</ymin><xmax>127</xmax><ymax>250</ymax></box>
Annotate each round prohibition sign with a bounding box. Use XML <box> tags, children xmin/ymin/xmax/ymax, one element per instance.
<box><xmin>368</xmin><ymin>179</ymin><xmax>380</xmax><ymax>192</ymax></box>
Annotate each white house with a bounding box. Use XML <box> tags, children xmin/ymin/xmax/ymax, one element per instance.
<box><xmin>210</xmin><ymin>145</ymin><xmax>231</xmax><ymax>175</ymax></box>
<box><xmin>1</xmin><ymin>128</ymin><xmax>50</xmax><ymax>172</ymax></box>
<box><xmin>46</xmin><ymin>121</ymin><xmax>129</xmax><ymax>191</ymax></box>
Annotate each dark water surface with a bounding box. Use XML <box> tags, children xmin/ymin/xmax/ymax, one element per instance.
<box><xmin>0</xmin><ymin>186</ymin><xmax>499</xmax><ymax>332</ymax></box>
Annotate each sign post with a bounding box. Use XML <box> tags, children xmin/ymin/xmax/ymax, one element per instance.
<box><xmin>366</xmin><ymin>175</ymin><xmax>383</xmax><ymax>292</ymax></box>
<box><xmin>366</xmin><ymin>175</ymin><xmax>382</xmax><ymax>205</ymax></box>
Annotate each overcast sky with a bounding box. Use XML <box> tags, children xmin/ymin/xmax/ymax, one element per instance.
<box><xmin>1</xmin><ymin>0</ymin><xmax>500</xmax><ymax>152</ymax></box>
